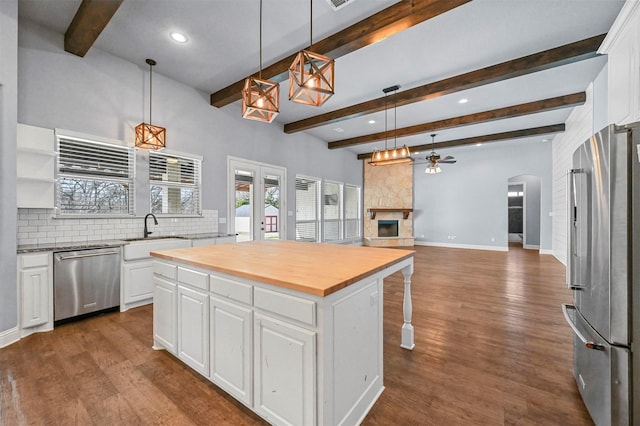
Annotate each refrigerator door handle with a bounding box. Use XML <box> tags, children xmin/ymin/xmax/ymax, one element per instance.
<box><xmin>566</xmin><ymin>168</ymin><xmax>585</xmax><ymax>290</ymax></box>
<box><xmin>562</xmin><ymin>304</ymin><xmax>604</xmax><ymax>350</ymax></box>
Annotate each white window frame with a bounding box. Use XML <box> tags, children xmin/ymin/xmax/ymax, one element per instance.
<box><xmin>149</xmin><ymin>149</ymin><xmax>202</xmax><ymax>216</ymax></box>
<box><xmin>55</xmin><ymin>129</ymin><xmax>135</xmax><ymax>217</ymax></box>
<box><xmin>343</xmin><ymin>183</ymin><xmax>362</xmax><ymax>242</ymax></box>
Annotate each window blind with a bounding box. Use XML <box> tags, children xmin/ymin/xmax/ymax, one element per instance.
<box><xmin>150</xmin><ymin>151</ymin><xmax>201</xmax><ymax>215</ymax></box>
<box><xmin>57</xmin><ymin>135</ymin><xmax>134</xmax><ymax>215</ymax></box>
<box><xmin>295</xmin><ymin>177</ymin><xmax>320</xmax><ymax>242</ymax></box>
<box><xmin>344</xmin><ymin>184</ymin><xmax>361</xmax><ymax>239</ymax></box>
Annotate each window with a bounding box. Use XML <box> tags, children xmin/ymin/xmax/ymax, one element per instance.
<box><xmin>57</xmin><ymin>134</ymin><xmax>134</xmax><ymax>215</ymax></box>
<box><xmin>323</xmin><ymin>181</ymin><xmax>343</xmax><ymax>242</ymax></box>
<box><xmin>295</xmin><ymin>176</ymin><xmax>321</xmax><ymax>242</ymax></box>
<box><xmin>150</xmin><ymin>151</ymin><xmax>201</xmax><ymax>215</ymax></box>
<box><xmin>344</xmin><ymin>184</ymin><xmax>361</xmax><ymax>240</ymax></box>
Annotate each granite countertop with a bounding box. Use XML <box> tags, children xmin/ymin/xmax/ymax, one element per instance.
<box><xmin>17</xmin><ymin>233</ymin><xmax>237</xmax><ymax>254</ymax></box>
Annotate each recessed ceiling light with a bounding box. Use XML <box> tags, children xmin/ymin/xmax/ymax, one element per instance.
<box><xmin>458</xmin><ymin>98</ymin><xmax>469</xmax><ymax>104</ymax></box>
<box><xmin>334</xmin><ymin>127</ymin><xmax>344</xmax><ymax>133</ymax></box>
<box><xmin>170</xmin><ymin>32</ymin><xmax>188</xmax><ymax>43</ymax></box>
<box><xmin>476</xmin><ymin>143</ymin><xmax>482</xmax><ymax>147</ymax></box>
<box><xmin>542</xmin><ymin>138</ymin><xmax>550</xmax><ymax>142</ymax></box>
<box><xmin>413</xmin><ymin>151</ymin><xmax>420</xmax><ymax>156</ymax></box>
<box><xmin>368</xmin><ymin>120</ymin><xmax>376</xmax><ymax>124</ymax></box>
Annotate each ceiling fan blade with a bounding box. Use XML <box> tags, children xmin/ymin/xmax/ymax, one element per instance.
<box><xmin>438</xmin><ymin>159</ymin><xmax>457</xmax><ymax>164</ymax></box>
<box><xmin>439</xmin><ymin>155</ymin><xmax>455</xmax><ymax>161</ymax></box>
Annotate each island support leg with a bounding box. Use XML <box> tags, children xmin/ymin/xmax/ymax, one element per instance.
<box><xmin>400</xmin><ymin>262</ymin><xmax>415</xmax><ymax>350</ymax></box>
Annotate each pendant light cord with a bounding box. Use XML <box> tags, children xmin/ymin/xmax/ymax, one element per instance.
<box><xmin>149</xmin><ymin>61</ymin><xmax>153</xmax><ymax>126</ymax></box>
<box><xmin>259</xmin><ymin>0</ymin><xmax>263</xmax><ymax>78</ymax></box>
<box><xmin>384</xmin><ymin>91</ymin><xmax>388</xmax><ymax>151</ymax></box>
<box><xmin>393</xmin><ymin>88</ymin><xmax>398</xmax><ymax>149</ymax></box>
<box><xmin>309</xmin><ymin>0</ymin><xmax>313</xmax><ymax>47</ymax></box>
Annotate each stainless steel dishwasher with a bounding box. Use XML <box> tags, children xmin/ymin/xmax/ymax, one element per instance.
<box><xmin>54</xmin><ymin>246</ymin><xmax>121</xmax><ymax>322</ymax></box>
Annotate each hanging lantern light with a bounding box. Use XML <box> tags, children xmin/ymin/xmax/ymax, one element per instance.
<box><xmin>136</xmin><ymin>59</ymin><xmax>166</xmax><ymax>150</ymax></box>
<box><xmin>369</xmin><ymin>85</ymin><xmax>413</xmax><ymax>166</ymax></box>
<box><xmin>242</xmin><ymin>0</ymin><xmax>280</xmax><ymax>123</ymax></box>
<box><xmin>289</xmin><ymin>0</ymin><xmax>335</xmax><ymax>106</ymax></box>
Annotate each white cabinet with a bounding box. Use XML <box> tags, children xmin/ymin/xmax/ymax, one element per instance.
<box><xmin>18</xmin><ymin>252</ymin><xmax>53</xmax><ymax>335</ymax></box>
<box><xmin>177</xmin><ymin>285</ymin><xmax>209</xmax><ymax>375</ymax></box>
<box><xmin>16</xmin><ymin>124</ymin><xmax>56</xmax><ymax>209</ymax></box>
<box><xmin>122</xmin><ymin>238</ymin><xmax>191</xmax><ymax>311</ymax></box>
<box><xmin>600</xmin><ymin>2</ymin><xmax>640</xmax><ymax>125</ymax></box>
<box><xmin>210</xmin><ymin>295</ymin><xmax>252</xmax><ymax>405</ymax></box>
<box><xmin>253</xmin><ymin>313</ymin><xmax>316</xmax><ymax>426</ymax></box>
<box><xmin>122</xmin><ymin>260</ymin><xmax>153</xmax><ymax>305</ymax></box>
<box><xmin>153</xmin><ymin>276</ymin><xmax>177</xmax><ymax>354</ymax></box>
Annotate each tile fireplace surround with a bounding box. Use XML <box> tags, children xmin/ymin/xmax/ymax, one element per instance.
<box><xmin>363</xmin><ymin>161</ymin><xmax>414</xmax><ymax>247</ymax></box>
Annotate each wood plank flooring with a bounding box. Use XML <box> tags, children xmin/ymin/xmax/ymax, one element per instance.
<box><xmin>0</xmin><ymin>245</ymin><xmax>592</xmax><ymax>425</ymax></box>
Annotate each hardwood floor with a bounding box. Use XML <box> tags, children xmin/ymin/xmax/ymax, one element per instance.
<box><xmin>0</xmin><ymin>245</ymin><xmax>592</xmax><ymax>425</ymax></box>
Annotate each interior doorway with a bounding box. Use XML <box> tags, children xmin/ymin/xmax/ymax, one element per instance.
<box><xmin>228</xmin><ymin>157</ymin><xmax>286</xmax><ymax>242</ymax></box>
<box><xmin>507</xmin><ymin>175</ymin><xmax>541</xmax><ymax>250</ymax></box>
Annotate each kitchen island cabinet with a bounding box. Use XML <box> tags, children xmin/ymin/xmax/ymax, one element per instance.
<box><xmin>151</xmin><ymin>240</ymin><xmax>414</xmax><ymax>426</ymax></box>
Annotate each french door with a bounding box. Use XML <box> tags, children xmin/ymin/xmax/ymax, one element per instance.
<box><xmin>228</xmin><ymin>158</ymin><xmax>286</xmax><ymax>242</ymax></box>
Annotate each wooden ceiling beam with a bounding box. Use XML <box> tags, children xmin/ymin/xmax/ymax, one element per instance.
<box><xmin>209</xmin><ymin>0</ymin><xmax>472</xmax><ymax>108</ymax></box>
<box><xmin>286</xmin><ymin>34</ymin><xmax>605</xmax><ymax>134</ymax></box>
<box><xmin>356</xmin><ymin>124</ymin><xmax>566</xmax><ymax>160</ymax></box>
<box><xmin>64</xmin><ymin>0</ymin><xmax>124</xmax><ymax>57</ymax></box>
<box><xmin>329</xmin><ymin>92</ymin><xmax>585</xmax><ymax>149</ymax></box>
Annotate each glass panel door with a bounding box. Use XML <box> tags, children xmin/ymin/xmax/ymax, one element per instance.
<box><xmin>234</xmin><ymin>168</ymin><xmax>255</xmax><ymax>242</ymax></box>
<box><xmin>228</xmin><ymin>159</ymin><xmax>286</xmax><ymax>241</ymax></box>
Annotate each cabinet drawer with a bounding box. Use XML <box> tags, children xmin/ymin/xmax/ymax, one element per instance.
<box><xmin>153</xmin><ymin>261</ymin><xmax>177</xmax><ymax>280</ymax></box>
<box><xmin>254</xmin><ymin>287</ymin><xmax>315</xmax><ymax>326</ymax></box>
<box><xmin>20</xmin><ymin>252</ymin><xmax>50</xmax><ymax>269</ymax></box>
<box><xmin>178</xmin><ymin>267</ymin><xmax>209</xmax><ymax>291</ymax></box>
<box><xmin>210</xmin><ymin>275</ymin><xmax>252</xmax><ymax>305</ymax></box>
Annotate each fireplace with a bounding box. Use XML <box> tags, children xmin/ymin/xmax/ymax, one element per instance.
<box><xmin>377</xmin><ymin>220</ymin><xmax>399</xmax><ymax>237</ymax></box>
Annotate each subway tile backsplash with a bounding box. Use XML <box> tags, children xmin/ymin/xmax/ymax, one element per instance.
<box><xmin>17</xmin><ymin>209</ymin><xmax>219</xmax><ymax>246</ymax></box>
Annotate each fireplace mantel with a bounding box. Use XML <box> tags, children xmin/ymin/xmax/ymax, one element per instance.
<box><xmin>368</xmin><ymin>208</ymin><xmax>413</xmax><ymax>220</ymax></box>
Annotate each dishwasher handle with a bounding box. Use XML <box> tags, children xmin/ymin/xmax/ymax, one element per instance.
<box><xmin>56</xmin><ymin>250</ymin><xmax>119</xmax><ymax>261</ymax></box>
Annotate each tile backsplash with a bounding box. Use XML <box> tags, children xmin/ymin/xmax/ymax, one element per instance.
<box><xmin>17</xmin><ymin>209</ymin><xmax>219</xmax><ymax>246</ymax></box>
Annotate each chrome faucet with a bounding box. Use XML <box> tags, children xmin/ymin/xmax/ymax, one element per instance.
<box><xmin>144</xmin><ymin>213</ymin><xmax>158</xmax><ymax>238</ymax></box>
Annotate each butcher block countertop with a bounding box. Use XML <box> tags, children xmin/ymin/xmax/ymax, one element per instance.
<box><xmin>151</xmin><ymin>240</ymin><xmax>414</xmax><ymax>296</ymax></box>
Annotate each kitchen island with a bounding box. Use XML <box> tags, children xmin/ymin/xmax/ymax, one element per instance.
<box><xmin>150</xmin><ymin>240</ymin><xmax>414</xmax><ymax>426</ymax></box>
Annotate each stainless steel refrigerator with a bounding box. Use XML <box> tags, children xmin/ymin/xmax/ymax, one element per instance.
<box><xmin>563</xmin><ymin>122</ymin><xmax>640</xmax><ymax>425</ymax></box>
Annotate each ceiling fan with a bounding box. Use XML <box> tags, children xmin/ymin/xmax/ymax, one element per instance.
<box><xmin>416</xmin><ymin>134</ymin><xmax>456</xmax><ymax>174</ymax></box>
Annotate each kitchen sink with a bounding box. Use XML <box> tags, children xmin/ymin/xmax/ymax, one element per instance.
<box><xmin>123</xmin><ymin>237</ymin><xmax>191</xmax><ymax>261</ymax></box>
<box><xmin>123</xmin><ymin>236</ymin><xmax>187</xmax><ymax>242</ymax></box>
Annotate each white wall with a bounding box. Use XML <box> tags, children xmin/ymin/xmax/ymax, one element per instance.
<box><xmin>413</xmin><ymin>139</ymin><xmax>552</xmax><ymax>251</ymax></box>
<box><xmin>0</xmin><ymin>0</ymin><xmax>18</xmax><ymax>339</ymax></box>
<box><xmin>17</xmin><ymin>20</ymin><xmax>363</xmax><ymax>241</ymax></box>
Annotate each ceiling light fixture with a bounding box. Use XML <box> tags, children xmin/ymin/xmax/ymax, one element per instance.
<box><xmin>458</xmin><ymin>98</ymin><xmax>468</xmax><ymax>104</ymax></box>
<box><xmin>170</xmin><ymin>32</ymin><xmax>188</xmax><ymax>43</ymax></box>
<box><xmin>135</xmin><ymin>59</ymin><xmax>166</xmax><ymax>150</ymax></box>
<box><xmin>242</xmin><ymin>0</ymin><xmax>279</xmax><ymax>123</ymax></box>
<box><xmin>288</xmin><ymin>0</ymin><xmax>335</xmax><ymax>106</ymax></box>
<box><xmin>369</xmin><ymin>85</ymin><xmax>413</xmax><ymax>166</ymax></box>
<box><xmin>368</xmin><ymin>120</ymin><xmax>376</xmax><ymax>124</ymax></box>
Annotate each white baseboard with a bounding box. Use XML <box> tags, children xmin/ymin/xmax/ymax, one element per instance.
<box><xmin>0</xmin><ymin>326</ymin><xmax>20</xmax><ymax>349</ymax></box>
<box><xmin>539</xmin><ymin>249</ymin><xmax>554</xmax><ymax>255</ymax></box>
<box><xmin>523</xmin><ymin>244</ymin><xmax>540</xmax><ymax>250</ymax></box>
<box><xmin>414</xmin><ymin>241</ymin><xmax>508</xmax><ymax>252</ymax></box>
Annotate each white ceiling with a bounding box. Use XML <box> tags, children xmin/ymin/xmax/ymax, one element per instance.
<box><xmin>18</xmin><ymin>0</ymin><xmax>624</xmax><ymax>158</ymax></box>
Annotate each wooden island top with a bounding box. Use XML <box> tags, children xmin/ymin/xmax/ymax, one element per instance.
<box><xmin>151</xmin><ymin>239</ymin><xmax>414</xmax><ymax>296</ymax></box>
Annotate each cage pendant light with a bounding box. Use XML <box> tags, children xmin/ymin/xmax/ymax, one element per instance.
<box><xmin>288</xmin><ymin>0</ymin><xmax>335</xmax><ymax>106</ymax></box>
<box><xmin>369</xmin><ymin>86</ymin><xmax>413</xmax><ymax>166</ymax></box>
<box><xmin>135</xmin><ymin>59</ymin><xmax>166</xmax><ymax>150</ymax></box>
<box><xmin>242</xmin><ymin>0</ymin><xmax>280</xmax><ymax>123</ymax></box>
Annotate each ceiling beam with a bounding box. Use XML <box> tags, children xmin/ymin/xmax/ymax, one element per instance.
<box><xmin>286</xmin><ymin>34</ymin><xmax>605</xmax><ymax>134</ymax></box>
<box><xmin>64</xmin><ymin>0</ymin><xmax>124</xmax><ymax>57</ymax></box>
<box><xmin>209</xmin><ymin>0</ymin><xmax>472</xmax><ymax>108</ymax></box>
<box><xmin>356</xmin><ymin>124</ymin><xmax>566</xmax><ymax>160</ymax></box>
<box><xmin>329</xmin><ymin>92</ymin><xmax>584</xmax><ymax>149</ymax></box>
